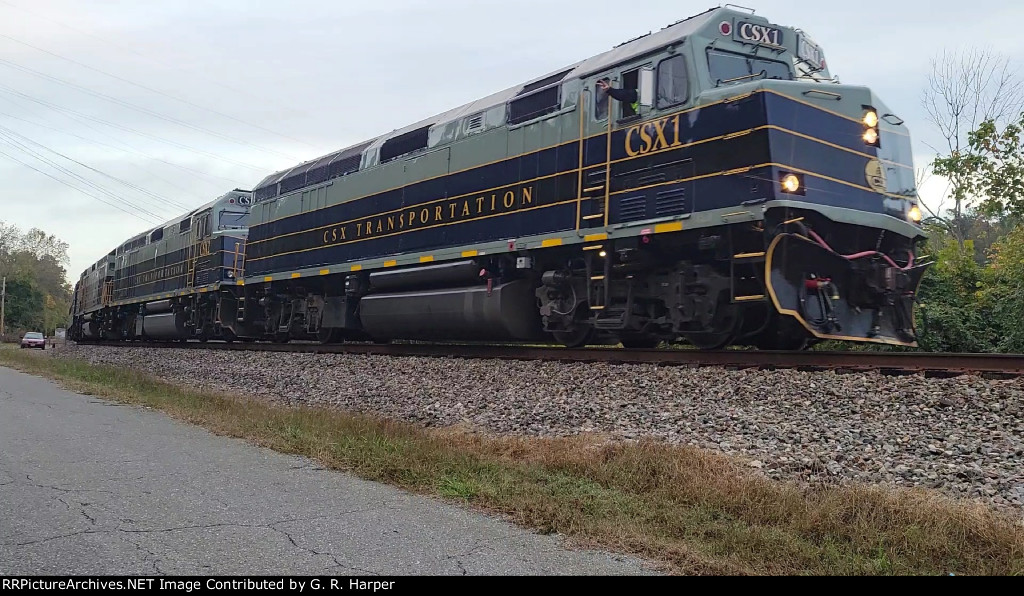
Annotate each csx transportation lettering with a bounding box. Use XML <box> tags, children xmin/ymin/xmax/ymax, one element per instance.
<box><xmin>737</xmin><ymin>22</ymin><xmax>782</xmax><ymax>46</ymax></box>
<box><xmin>624</xmin><ymin>114</ymin><xmax>683</xmax><ymax>157</ymax></box>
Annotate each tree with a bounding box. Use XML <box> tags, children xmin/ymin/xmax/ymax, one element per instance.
<box><xmin>922</xmin><ymin>48</ymin><xmax>1023</xmax><ymax>243</ymax></box>
<box><xmin>0</xmin><ymin>220</ymin><xmax>73</xmax><ymax>337</ymax></box>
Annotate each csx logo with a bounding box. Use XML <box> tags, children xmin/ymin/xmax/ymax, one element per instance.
<box><xmin>736</xmin><ymin>22</ymin><xmax>783</xmax><ymax>47</ymax></box>
<box><xmin>624</xmin><ymin>114</ymin><xmax>682</xmax><ymax>157</ymax></box>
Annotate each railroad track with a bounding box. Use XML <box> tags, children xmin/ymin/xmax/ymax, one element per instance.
<box><xmin>71</xmin><ymin>341</ymin><xmax>1024</xmax><ymax>378</ymax></box>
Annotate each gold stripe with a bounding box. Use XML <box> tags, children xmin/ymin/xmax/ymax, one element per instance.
<box><xmin>734</xmin><ymin>294</ymin><xmax>765</xmax><ymax>302</ymax></box>
<box><xmin>734</xmin><ymin>252</ymin><xmax>766</xmax><ymax>258</ymax></box>
<box><xmin>290</xmin><ymin>272</ymin><xmax>301</xmax><ymax>279</ymax></box>
<box><xmin>583</xmin><ymin>233</ymin><xmax>607</xmax><ymax>242</ymax></box>
<box><xmin>591</xmin><ymin>275</ymin><xmax>605</xmax><ymax>281</ymax></box>
<box><xmin>461</xmin><ymin>250</ymin><xmax>479</xmax><ymax>257</ymax></box>
<box><xmin>541</xmin><ymin>238</ymin><xmax>563</xmax><ymax>247</ymax></box>
<box><xmin>722</xmin><ymin>211</ymin><xmax>750</xmax><ymax>217</ymax></box>
<box><xmin>383</xmin><ymin>260</ymin><xmax>397</xmax><ymax>267</ymax></box>
<box><xmin>582</xmin><ymin>213</ymin><xmax>604</xmax><ymax>220</ymax></box>
<box><xmin>350</xmin><ymin>265</ymin><xmax>363</xmax><ymax>272</ymax></box>
<box><xmin>654</xmin><ymin>221</ymin><xmax>683</xmax><ymax>233</ymax></box>
<box><xmin>419</xmin><ymin>255</ymin><xmax>435</xmax><ymax>263</ymax></box>
<box><xmin>237</xmin><ymin>280</ymin><xmax>245</xmax><ymax>285</ymax></box>
<box><xmin>320</xmin><ymin>269</ymin><xmax>331</xmax><ymax>275</ymax></box>
<box><xmin>783</xmin><ymin>216</ymin><xmax>806</xmax><ymax>225</ymax></box>
<box><xmin>249</xmin><ymin>198</ymin><xmax>580</xmax><ymax>263</ymax></box>
<box><xmin>582</xmin><ymin>244</ymin><xmax>603</xmax><ymax>251</ymax></box>
<box><xmin>264</xmin><ymin>276</ymin><xmax>273</xmax><ymax>282</ymax></box>
<box><xmin>583</xmin><ymin>186</ymin><xmax>604</xmax><ymax>193</ymax></box>
<box><xmin>249</xmin><ymin>168</ymin><xmax>572</xmax><ymax>246</ymax></box>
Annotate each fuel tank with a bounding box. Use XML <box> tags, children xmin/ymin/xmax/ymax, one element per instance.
<box><xmin>139</xmin><ymin>312</ymin><xmax>188</xmax><ymax>340</ymax></box>
<box><xmin>359</xmin><ymin>279</ymin><xmax>545</xmax><ymax>342</ymax></box>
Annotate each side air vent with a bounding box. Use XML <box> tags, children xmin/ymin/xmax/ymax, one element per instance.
<box><xmin>465</xmin><ymin>113</ymin><xmax>484</xmax><ymax>134</ymax></box>
<box><xmin>655</xmin><ymin>188</ymin><xmax>688</xmax><ymax>216</ymax></box>
<box><xmin>619</xmin><ymin>195</ymin><xmax>647</xmax><ymax>222</ymax></box>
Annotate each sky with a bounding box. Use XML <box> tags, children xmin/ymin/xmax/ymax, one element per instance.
<box><xmin>0</xmin><ymin>0</ymin><xmax>1021</xmax><ymax>281</ymax></box>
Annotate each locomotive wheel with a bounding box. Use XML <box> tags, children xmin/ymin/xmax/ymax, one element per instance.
<box><xmin>553</xmin><ymin>324</ymin><xmax>593</xmax><ymax>348</ymax></box>
<box><xmin>684</xmin><ymin>305</ymin><xmax>743</xmax><ymax>350</ymax></box>
<box><xmin>317</xmin><ymin>327</ymin><xmax>341</xmax><ymax>344</ymax></box>
<box><xmin>752</xmin><ymin>315</ymin><xmax>811</xmax><ymax>351</ymax></box>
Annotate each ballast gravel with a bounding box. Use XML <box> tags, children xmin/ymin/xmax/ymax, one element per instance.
<box><xmin>54</xmin><ymin>344</ymin><xmax>1024</xmax><ymax>517</ymax></box>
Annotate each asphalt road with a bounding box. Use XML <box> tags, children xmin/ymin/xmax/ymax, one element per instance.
<box><xmin>0</xmin><ymin>366</ymin><xmax>654</xmax><ymax>575</ymax></box>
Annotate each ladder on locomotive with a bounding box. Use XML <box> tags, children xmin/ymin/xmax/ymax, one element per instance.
<box><xmin>185</xmin><ymin>212</ymin><xmax>210</xmax><ymax>289</ymax></box>
<box><xmin>575</xmin><ymin>89</ymin><xmax>612</xmax><ymax>232</ymax></box>
<box><xmin>575</xmin><ymin>88</ymin><xmax>619</xmax><ymax>323</ymax></box>
<box><xmin>232</xmin><ymin>240</ymin><xmax>248</xmax><ymax>324</ymax></box>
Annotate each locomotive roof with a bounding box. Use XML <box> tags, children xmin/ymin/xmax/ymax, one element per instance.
<box><xmin>253</xmin><ymin>6</ymin><xmax>741</xmax><ymax>192</ymax></box>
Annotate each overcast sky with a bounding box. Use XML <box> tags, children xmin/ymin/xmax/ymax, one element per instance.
<box><xmin>0</xmin><ymin>0</ymin><xmax>1021</xmax><ymax>280</ymax></box>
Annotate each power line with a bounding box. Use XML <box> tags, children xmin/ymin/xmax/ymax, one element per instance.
<box><xmin>0</xmin><ymin>128</ymin><xmax>172</xmax><ymax>222</ymax></box>
<box><xmin>0</xmin><ymin>122</ymin><xmax>193</xmax><ymax>213</ymax></box>
<box><xmin>0</xmin><ymin>0</ymin><xmax>327</xmax><ymax>133</ymax></box>
<box><xmin>0</xmin><ymin>30</ymin><xmax>327</xmax><ymax>153</ymax></box>
<box><xmin>0</xmin><ymin>106</ymin><xmax>219</xmax><ymax>202</ymax></box>
<box><xmin>0</xmin><ymin>56</ymin><xmax>302</xmax><ymax>162</ymax></box>
<box><xmin>0</xmin><ymin>145</ymin><xmax>162</xmax><ymax>225</ymax></box>
<box><xmin>0</xmin><ymin>83</ymin><xmax>269</xmax><ymax>171</ymax></box>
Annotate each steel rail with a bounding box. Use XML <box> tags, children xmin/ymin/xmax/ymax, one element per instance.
<box><xmin>71</xmin><ymin>341</ymin><xmax>1024</xmax><ymax>377</ymax></box>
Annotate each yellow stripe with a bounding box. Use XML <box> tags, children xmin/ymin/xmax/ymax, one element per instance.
<box><xmin>383</xmin><ymin>260</ymin><xmax>397</xmax><ymax>267</ymax></box>
<box><xmin>734</xmin><ymin>252</ymin><xmax>766</xmax><ymax>259</ymax></box>
<box><xmin>290</xmin><ymin>272</ymin><xmax>301</xmax><ymax>279</ymax></box>
<box><xmin>583</xmin><ymin>233</ymin><xmax>607</xmax><ymax>242</ymax></box>
<box><xmin>734</xmin><ymin>294</ymin><xmax>766</xmax><ymax>302</ymax></box>
<box><xmin>541</xmin><ymin>238</ymin><xmax>563</xmax><ymax>247</ymax></box>
<box><xmin>319</xmin><ymin>269</ymin><xmax>331</xmax><ymax>275</ymax></box>
<box><xmin>249</xmin><ymin>198</ymin><xmax>579</xmax><ymax>263</ymax></box>
<box><xmin>582</xmin><ymin>245</ymin><xmax>604</xmax><ymax>251</ymax></box>
<box><xmin>350</xmin><ymin>265</ymin><xmax>362</xmax><ymax>272</ymax></box>
<box><xmin>461</xmin><ymin>250</ymin><xmax>479</xmax><ymax>257</ymax></box>
<box><xmin>419</xmin><ymin>255</ymin><xmax>434</xmax><ymax>263</ymax></box>
<box><xmin>263</xmin><ymin>276</ymin><xmax>273</xmax><ymax>282</ymax></box>
<box><xmin>237</xmin><ymin>280</ymin><xmax>245</xmax><ymax>285</ymax></box>
<box><xmin>654</xmin><ymin>221</ymin><xmax>683</xmax><ymax>234</ymax></box>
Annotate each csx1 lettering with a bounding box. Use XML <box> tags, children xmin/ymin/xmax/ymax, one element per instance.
<box><xmin>625</xmin><ymin>114</ymin><xmax>682</xmax><ymax>157</ymax></box>
<box><xmin>737</xmin><ymin>22</ymin><xmax>782</xmax><ymax>46</ymax></box>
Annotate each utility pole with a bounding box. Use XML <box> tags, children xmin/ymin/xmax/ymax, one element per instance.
<box><xmin>1</xmin><ymin>276</ymin><xmax>6</xmax><ymax>339</ymax></box>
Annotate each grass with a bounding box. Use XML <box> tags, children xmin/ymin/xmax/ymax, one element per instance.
<box><xmin>1</xmin><ymin>347</ymin><xmax>1022</xmax><ymax>575</ymax></box>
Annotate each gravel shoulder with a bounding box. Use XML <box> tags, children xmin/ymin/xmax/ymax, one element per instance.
<box><xmin>54</xmin><ymin>344</ymin><xmax>1024</xmax><ymax>517</ymax></box>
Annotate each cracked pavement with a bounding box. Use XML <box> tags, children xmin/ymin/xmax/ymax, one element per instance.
<box><xmin>0</xmin><ymin>367</ymin><xmax>655</xmax><ymax>575</ymax></box>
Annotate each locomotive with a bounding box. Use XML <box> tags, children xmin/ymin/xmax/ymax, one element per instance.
<box><xmin>71</xmin><ymin>6</ymin><xmax>929</xmax><ymax>350</ymax></box>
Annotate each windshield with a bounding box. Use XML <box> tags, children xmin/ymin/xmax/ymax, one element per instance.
<box><xmin>24</xmin><ymin>332</ymin><xmax>43</xmax><ymax>339</ymax></box>
<box><xmin>707</xmin><ymin>49</ymin><xmax>793</xmax><ymax>86</ymax></box>
<box><xmin>219</xmin><ymin>210</ymin><xmax>247</xmax><ymax>230</ymax></box>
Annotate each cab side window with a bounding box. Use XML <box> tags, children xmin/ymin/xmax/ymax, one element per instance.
<box><xmin>594</xmin><ymin>79</ymin><xmax>610</xmax><ymax>121</ymax></box>
<box><xmin>657</xmin><ymin>55</ymin><xmax>689</xmax><ymax>108</ymax></box>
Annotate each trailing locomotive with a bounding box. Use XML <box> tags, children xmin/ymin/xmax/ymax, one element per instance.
<box><xmin>71</xmin><ymin>6</ymin><xmax>929</xmax><ymax>350</ymax></box>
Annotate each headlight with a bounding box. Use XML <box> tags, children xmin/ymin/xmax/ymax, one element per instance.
<box><xmin>863</xmin><ymin>110</ymin><xmax>879</xmax><ymax>128</ymax></box>
<box><xmin>779</xmin><ymin>172</ymin><xmax>804</xmax><ymax>194</ymax></box>
<box><xmin>908</xmin><ymin>205</ymin><xmax>922</xmax><ymax>223</ymax></box>
<box><xmin>863</xmin><ymin>128</ymin><xmax>879</xmax><ymax>145</ymax></box>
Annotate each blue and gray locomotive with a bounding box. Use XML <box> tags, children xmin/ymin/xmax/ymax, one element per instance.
<box><xmin>71</xmin><ymin>6</ymin><xmax>928</xmax><ymax>350</ymax></box>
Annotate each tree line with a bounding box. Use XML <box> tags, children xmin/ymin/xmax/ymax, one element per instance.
<box><xmin>0</xmin><ymin>222</ymin><xmax>72</xmax><ymax>340</ymax></box>
<box><xmin>899</xmin><ymin>48</ymin><xmax>1023</xmax><ymax>353</ymax></box>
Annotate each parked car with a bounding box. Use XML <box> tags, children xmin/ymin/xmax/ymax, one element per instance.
<box><xmin>20</xmin><ymin>332</ymin><xmax>46</xmax><ymax>350</ymax></box>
